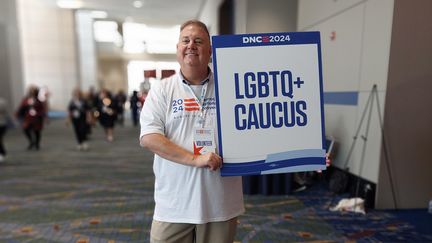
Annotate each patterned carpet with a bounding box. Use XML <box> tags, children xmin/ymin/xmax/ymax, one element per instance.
<box><xmin>0</xmin><ymin>119</ymin><xmax>431</xmax><ymax>242</ymax></box>
<box><xmin>296</xmin><ymin>186</ymin><xmax>432</xmax><ymax>242</ymax></box>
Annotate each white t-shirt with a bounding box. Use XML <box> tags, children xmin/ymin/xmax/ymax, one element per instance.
<box><xmin>140</xmin><ymin>72</ymin><xmax>244</xmax><ymax>224</ymax></box>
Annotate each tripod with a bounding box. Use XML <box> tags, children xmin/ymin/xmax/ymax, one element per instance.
<box><xmin>339</xmin><ymin>84</ymin><xmax>398</xmax><ymax>210</ymax></box>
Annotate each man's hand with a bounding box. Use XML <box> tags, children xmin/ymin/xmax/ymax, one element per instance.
<box><xmin>192</xmin><ymin>152</ymin><xmax>222</xmax><ymax>171</ymax></box>
<box><xmin>326</xmin><ymin>153</ymin><xmax>331</xmax><ymax>167</ymax></box>
<box><xmin>317</xmin><ymin>153</ymin><xmax>331</xmax><ymax>173</ymax></box>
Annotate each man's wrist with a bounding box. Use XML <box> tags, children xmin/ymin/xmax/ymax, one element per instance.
<box><xmin>190</xmin><ymin>154</ymin><xmax>198</xmax><ymax>167</ymax></box>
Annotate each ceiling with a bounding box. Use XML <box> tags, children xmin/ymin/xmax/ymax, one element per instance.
<box><xmin>54</xmin><ymin>0</ymin><xmax>207</xmax><ymax>26</ymax></box>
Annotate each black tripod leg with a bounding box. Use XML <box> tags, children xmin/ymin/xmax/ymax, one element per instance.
<box><xmin>354</xmin><ymin>86</ymin><xmax>376</xmax><ymax>202</ymax></box>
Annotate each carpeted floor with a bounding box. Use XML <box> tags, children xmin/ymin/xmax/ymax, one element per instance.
<box><xmin>296</xmin><ymin>185</ymin><xmax>432</xmax><ymax>242</ymax></box>
<box><xmin>0</xmin><ymin>119</ymin><xmax>431</xmax><ymax>242</ymax></box>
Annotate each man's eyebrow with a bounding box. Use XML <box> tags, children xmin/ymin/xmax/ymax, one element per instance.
<box><xmin>179</xmin><ymin>36</ymin><xmax>206</xmax><ymax>43</ymax></box>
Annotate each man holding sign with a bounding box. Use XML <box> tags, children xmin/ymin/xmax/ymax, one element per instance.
<box><xmin>140</xmin><ymin>20</ymin><xmax>244</xmax><ymax>242</ymax></box>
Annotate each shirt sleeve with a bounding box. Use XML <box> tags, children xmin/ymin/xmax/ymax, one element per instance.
<box><xmin>139</xmin><ymin>81</ymin><xmax>167</xmax><ymax>144</ymax></box>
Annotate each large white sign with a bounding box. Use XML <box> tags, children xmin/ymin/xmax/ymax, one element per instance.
<box><xmin>211</xmin><ymin>32</ymin><xmax>326</xmax><ymax>176</ymax></box>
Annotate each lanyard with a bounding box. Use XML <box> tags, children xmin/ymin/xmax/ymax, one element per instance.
<box><xmin>185</xmin><ymin>82</ymin><xmax>209</xmax><ymax>127</ymax></box>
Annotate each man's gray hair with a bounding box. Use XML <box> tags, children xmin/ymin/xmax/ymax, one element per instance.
<box><xmin>180</xmin><ymin>20</ymin><xmax>210</xmax><ymax>38</ymax></box>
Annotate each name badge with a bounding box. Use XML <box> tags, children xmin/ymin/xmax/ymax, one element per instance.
<box><xmin>193</xmin><ymin>128</ymin><xmax>215</xmax><ymax>155</ymax></box>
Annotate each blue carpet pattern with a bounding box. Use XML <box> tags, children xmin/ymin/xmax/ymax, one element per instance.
<box><xmin>296</xmin><ymin>185</ymin><xmax>432</xmax><ymax>242</ymax></box>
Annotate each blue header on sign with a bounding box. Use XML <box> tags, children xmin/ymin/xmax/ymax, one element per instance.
<box><xmin>211</xmin><ymin>31</ymin><xmax>320</xmax><ymax>48</ymax></box>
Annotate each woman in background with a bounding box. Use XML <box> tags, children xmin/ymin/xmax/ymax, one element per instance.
<box><xmin>97</xmin><ymin>89</ymin><xmax>117</xmax><ymax>142</ymax></box>
<box><xmin>16</xmin><ymin>85</ymin><xmax>47</xmax><ymax>150</ymax></box>
<box><xmin>68</xmin><ymin>88</ymin><xmax>91</xmax><ymax>150</ymax></box>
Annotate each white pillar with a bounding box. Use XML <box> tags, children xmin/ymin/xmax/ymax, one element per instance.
<box><xmin>75</xmin><ymin>10</ymin><xmax>98</xmax><ymax>91</ymax></box>
<box><xmin>0</xmin><ymin>0</ymin><xmax>24</xmax><ymax>110</ymax></box>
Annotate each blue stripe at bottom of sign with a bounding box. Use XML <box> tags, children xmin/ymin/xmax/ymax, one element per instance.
<box><xmin>220</xmin><ymin>157</ymin><xmax>326</xmax><ymax>176</ymax></box>
<box><xmin>266</xmin><ymin>149</ymin><xmax>325</xmax><ymax>162</ymax></box>
<box><xmin>261</xmin><ymin>164</ymin><xmax>326</xmax><ymax>175</ymax></box>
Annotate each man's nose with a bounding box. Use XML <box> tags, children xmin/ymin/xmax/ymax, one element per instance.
<box><xmin>187</xmin><ymin>41</ymin><xmax>197</xmax><ymax>49</ymax></box>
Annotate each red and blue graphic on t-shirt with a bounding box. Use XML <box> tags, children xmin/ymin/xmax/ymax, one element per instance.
<box><xmin>172</xmin><ymin>97</ymin><xmax>216</xmax><ymax>114</ymax></box>
<box><xmin>184</xmin><ymin>98</ymin><xmax>200</xmax><ymax>111</ymax></box>
<box><xmin>172</xmin><ymin>97</ymin><xmax>198</xmax><ymax>113</ymax></box>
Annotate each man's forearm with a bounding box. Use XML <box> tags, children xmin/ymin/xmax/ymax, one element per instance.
<box><xmin>140</xmin><ymin>133</ymin><xmax>222</xmax><ymax>171</ymax></box>
<box><xmin>140</xmin><ymin>133</ymin><xmax>196</xmax><ymax>166</ymax></box>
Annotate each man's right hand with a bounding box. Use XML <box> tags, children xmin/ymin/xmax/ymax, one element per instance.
<box><xmin>192</xmin><ymin>152</ymin><xmax>222</xmax><ymax>171</ymax></box>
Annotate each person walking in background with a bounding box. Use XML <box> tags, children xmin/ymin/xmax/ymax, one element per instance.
<box><xmin>37</xmin><ymin>85</ymin><xmax>50</xmax><ymax>125</ymax></box>
<box><xmin>85</xmin><ymin>86</ymin><xmax>99</xmax><ymax>137</ymax></box>
<box><xmin>0</xmin><ymin>97</ymin><xmax>11</xmax><ymax>162</ymax></box>
<box><xmin>129</xmin><ymin>90</ymin><xmax>142</xmax><ymax>127</ymax></box>
<box><xmin>67</xmin><ymin>88</ymin><xmax>91</xmax><ymax>151</ymax></box>
<box><xmin>115</xmin><ymin>90</ymin><xmax>127</xmax><ymax>126</ymax></box>
<box><xmin>16</xmin><ymin>85</ymin><xmax>47</xmax><ymax>150</ymax></box>
<box><xmin>140</xmin><ymin>20</ymin><xmax>244</xmax><ymax>243</ymax></box>
<box><xmin>97</xmin><ymin>89</ymin><xmax>117</xmax><ymax>142</ymax></box>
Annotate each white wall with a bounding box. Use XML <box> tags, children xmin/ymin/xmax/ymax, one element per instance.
<box><xmin>198</xmin><ymin>0</ymin><xmax>224</xmax><ymax>36</ymax></box>
<box><xmin>98</xmin><ymin>58</ymin><xmax>127</xmax><ymax>92</ymax></box>
<box><xmin>298</xmin><ymin>0</ymin><xmax>364</xmax><ymax>30</ymax></box>
<box><xmin>246</xmin><ymin>0</ymin><xmax>297</xmax><ymax>33</ymax></box>
<box><xmin>234</xmin><ymin>0</ymin><xmax>247</xmax><ymax>34</ymax></box>
<box><xmin>17</xmin><ymin>0</ymin><xmax>79</xmax><ymax>111</ymax></box>
<box><xmin>298</xmin><ymin>0</ymin><xmax>394</xmax><ymax>183</ymax></box>
<box><xmin>234</xmin><ymin>0</ymin><xmax>298</xmax><ymax>34</ymax></box>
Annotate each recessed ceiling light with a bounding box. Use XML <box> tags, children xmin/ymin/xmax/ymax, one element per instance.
<box><xmin>56</xmin><ymin>0</ymin><xmax>83</xmax><ymax>9</ymax></box>
<box><xmin>133</xmin><ymin>0</ymin><xmax>143</xmax><ymax>8</ymax></box>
